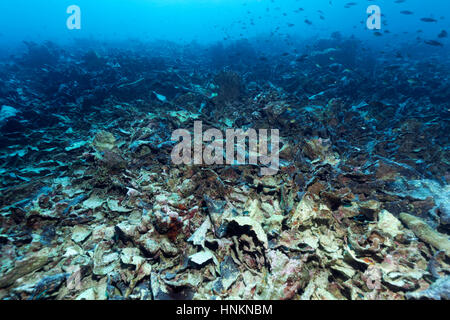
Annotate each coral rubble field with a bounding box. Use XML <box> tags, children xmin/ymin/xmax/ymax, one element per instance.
<box><xmin>0</xmin><ymin>39</ymin><xmax>449</xmax><ymax>300</ymax></box>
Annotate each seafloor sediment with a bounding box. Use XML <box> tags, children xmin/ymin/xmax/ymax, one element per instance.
<box><xmin>0</xmin><ymin>40</ymin><xmax>449</xmax><ymax>300</ymax></box>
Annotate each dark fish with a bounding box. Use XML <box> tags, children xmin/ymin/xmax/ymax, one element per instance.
<box><xmin>424</xmin><ymin>40</ymin><xmax>443</xmax><ymax>47</ymax></box>
<box><xmin>438</xmin><ymin>30</ymin><xmax>448</xmax><ymax>38</ymax></box>
<box><xmin>295</xmin><ymin>54</ymin><xmax>308</xmax><ymax>62</ymax></box>
<box><xmin>421</xmin><ymin>18</ymin><xmax>438</xmax><ymax>22</ymax></box>
<box><xmin>400</xmin><ymin>11</ymin><xmax>414</xmax><ymax>15</ymax></box>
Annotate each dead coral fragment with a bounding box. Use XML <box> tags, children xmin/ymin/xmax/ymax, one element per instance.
<box><xmin>399</xmin><ymin>213</ymin><xmax>450</xmax><ymax>256</ymax></box>
<box><xmin>406</xmin><ymin>276</ymin><xmax>450</xmax><ymax>300</ymax></box>
<box><xmin>92</xmin><ymin>130</ymin><xmax>116</xmax><ymax>152</ymax></box>
<box><xmin>0</xmin><ymin>248</ymin><xmax>50</xmax><ymax>288</ymax></box>
<box><xmin>377</xmin><ymin>210</ymin><xmax>404</xmax><ymax>238</ymax></box>
<box><xmin>226</xmin><ymin>216</ymin><xmax>268</xmax><ymax>249</ymax></box>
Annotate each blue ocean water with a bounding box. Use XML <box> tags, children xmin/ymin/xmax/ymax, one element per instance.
<box><xmin>0</xmin><ymin>0</ymin><xmax>448</xmax><ymax>48</ymax></box>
